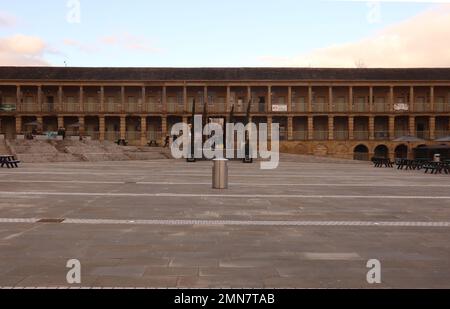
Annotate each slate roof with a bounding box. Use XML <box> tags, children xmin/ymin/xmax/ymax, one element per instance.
<box><xmin>1</xmin><ymin>67</ymin><xmax>450</xmax><ymax>81</ymax></box>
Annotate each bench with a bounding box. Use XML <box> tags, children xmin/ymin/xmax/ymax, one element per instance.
<box><xmin>0</xmin><ymin>155</ymin><xmax>20</xmax><ymax>168</ymax></box>
<box><xmin>372</xmin><ymin>158</ymin><xmax>393</xmax><ymax>168</ymax></box>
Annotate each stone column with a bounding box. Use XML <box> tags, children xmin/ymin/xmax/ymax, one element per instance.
<box><xmin>409</xmin><ymin>86</ymin><xmax>414</xmax><ymax>113</ymax></box>
<box><xmin>348</xmin><ymin>116</ymin><xmax>354</xmax><ymax>140</ymax></box>
<box><xmin>161</xmin><ymin>116</ymin><xmax>168</xmax><ymax>144</ymax></box>
<box><xmin>37</xmin><ymin>85</ymin><xmax>43</xmax><ymax>113</ymax></box>
<box><xmin>247</xmin><ymin>86</ymin><xmax>251</xmax><ymax>103</ymax></box>
<box><xmin>57</xmin><ymin>116</ymin><xmax>64</xmax><ymax>130</ymax></box>
<box><xmin>58</xmin><ymin>86</ymin><xmax>63</xmax><ymax>113</ymax></box>
<box><xmin>120</xmin><ymin>115</ymin><xmax>126</xmax><ymax>140</ymax></box>
<box><xmin>120</xmin><ymin>86</ymin><xmax>125</xmax><ymax>113</ymax></box>
<box><xmin>37</xmin><ymin>116</ymin><xmax>43</xmax><ymax>128</ymax></box>
<box><xmin>15</xmin><ymin>116</ymin><xmax>22</xmax><ymax>135</ymax></box>
<box><xmin>328</xmin><ymin>86</ymin><xmax>333</xmax><ymax>113</ymax></box>
<box><xmin>79</xmin><ymin>86</ymin><xmax>84</xmax><ymax>113</ymax></box>
<box><xmin>369</xmin><ymin>86</ymin><xmax>374</xmax><ymax>113</ymax></box>
<box><xmin>78</xmin><ymin>116</ymin><xmax>85</xmax><ymax>136</ymax></box>
<box><xmin>100</xmin><ymin>86</ymin><xmax>105</xmax><ymax>113</ymax></box>
<box><xmin>409</xmin><ymin>116</ymin><xmax>415</xmax><ymax>136</ymax></box>
<box><xmin>267</xmin><ymin>85</ymin><xmax>272</xmax><ymax>113</ymax></box>
<box><xmin>140</xmin><ymin>116</ymin><xmax>147</xmax><ymax>146</ymax></box>
<box><xmin>183</xmin><ymin>85</ymin><xmax>188</xmax><ymax>112</ymax></box>
<box><xmin>140</xmin><ymin>86</ymin><xmax>146</xmax><ymax>113</ymax></box>
<box><xmin>267</xmin><ymin>116</ymin><xmax>272</xmax><ymax>141</ymax></box>
<box><xmin>99</xmin><ymin>116</ymin><xmax>105</xmax><ymax>141</ymax></box>
<box><xmin>389</xmin><ymin>116</ymin><xmax>395</xmax><ymax>140</ymax></box>
<box><xmin>287</xmin><ymin>116</ymin><xmax>293</xmax><ymax>141</ymax></box>
<box><xmin>348</xmin><ymin>86</ymin><xmax>353</xmax><ymax>113</ymax></box>
<box><xmin>308</xmin><ymin>116</ymin><xmax>314</xmax><ymax>140</ymax></box>
<box><xmin>226</xmin><ymin>86</ymin><xmax>231</xmax><ymax>112</ymax></box>
<box><xmin>328</xmin><ymin>116</ymin><xmax>334</xmax><ymax>141</ymax></box>
<box><xmin>389</xmin><ymin>86</ymin><xmax>394</xmax><ymax>112</ymax></box>
<box><xmin>429</xmin><ymin>116</ymin><xmax>436</xmax><ymax>140</ymax></box>
<box><xmin>162</xmin><ymin>86</ymin><xmax>167</xmax><ymax>114</ymax></box>
<box><xmin>369</xmin><ymin>116</ymin><xmax>375</xmax><ymax>140</ymax></box>
<box><xmin>430</xmin><ymin>86</ymin><xmax>435</xmax><ymax>112</ymax></box>
<box><xmin>287</xmin><ymin>87</ymin><xmax>292</xmax><ymax>113</ymax></box>
<box><xmin>16</xmin><ymin>85</ymin><xmax>22</xmax><ymax>112</ymax></box>
<box><xmin>308</xmin><ymin>86</ymin><xmax>313</xmax><ymax>113</ymax></box>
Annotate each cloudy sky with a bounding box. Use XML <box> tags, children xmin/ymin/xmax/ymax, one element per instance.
<box><xmin>0</xmin><ymin>0</ymin><xmax>449</xmax><ymax>67</ymax></box>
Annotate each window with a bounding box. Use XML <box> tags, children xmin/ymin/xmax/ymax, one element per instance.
<box><xmin>25</xmin><ymin>96</ymin><xmax>34</xmax><ymax>104</ymax></box>
<box><xmin>107</xmin><ymin>96</ymin><xmax>115</xmax><ymax>104</ymax></box>
<box><xmin>128</xmin><ymin>96</ymin><xmax>136</xmax><ymax>104</ymax></box>
<box><xmin>87</xmin><ymin>97</ymin><xmax>96</xmax><ymax>104</ymax></box>
<box><xmin>416</xmin><ymin>97</ymin><xmax>425</xmax><ymax>103</ymax></box>
<box><xmin>67</xmin><ymin>96</ymin><xmax>75</xmax><ymax>104</ymax></box>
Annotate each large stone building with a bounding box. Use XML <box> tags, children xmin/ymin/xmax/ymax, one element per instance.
<box><xmin>0</xmin><ymin>67</ymin><xmax>449</xmax><ymax>160</ymax></box>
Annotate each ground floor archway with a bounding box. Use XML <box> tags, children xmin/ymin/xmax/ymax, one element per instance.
<box><xmin>354</xmin><ymin>144</ymin><xmax>369</xmax><ymax>161</ymax></box>
<box><xmin>374</xmin><ymin>145</ymin><xmax>389</xmax><ymax>159</ymax></box>
<box><xmin>395</xmin><ymin>144</ymin><xmax>408</xmax><ymax>159</ymax></box>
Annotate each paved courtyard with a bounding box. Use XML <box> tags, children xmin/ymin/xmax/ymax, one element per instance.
<box><xmin>0</xmin><ymin>155</ymin><xmax>449</xmax><ymax>288</ymax></box>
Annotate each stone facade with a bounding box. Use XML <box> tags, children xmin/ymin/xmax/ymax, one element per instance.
<box><xmin>0</xmin><ymin>67</ymin><xmax>449</xmax><ymax>160</ymax></box>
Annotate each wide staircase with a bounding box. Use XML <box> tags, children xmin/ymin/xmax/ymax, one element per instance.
<box><xmin>7</xmin><ymin>139</ymin><xmax>171</xmax><ymax>163</ymax></box>
<box><xmin>0</xmin><ymin>139</ymin><xmax>11</xmax><ymax>155</ymax></box>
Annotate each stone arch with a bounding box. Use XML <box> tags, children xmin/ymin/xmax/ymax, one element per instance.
<box><xmin>374</xmin><ymin>144</ymin><xmax>389</xmax><ymax>159</ymax></box>
<box><xmin>354</xmin><ymin>144</ymin><xmax>369</xmax><ymax>161</ymax></box>
<box><xmin>395</xmin><ymin>144</ymin><xmax>408</xmax><ymax>159</ymax></box>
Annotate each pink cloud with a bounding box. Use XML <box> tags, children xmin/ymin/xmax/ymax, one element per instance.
<box><xmin>0</xmin><ymin>34</ymin><xmax>50</xmax><ymax>66</ymax></box>
<box><xmin>259</xmin><ymin>4</ymin><xmax>450</xmax><ymax>68</ymax></box>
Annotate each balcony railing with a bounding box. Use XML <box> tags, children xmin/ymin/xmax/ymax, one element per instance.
<box><xmin>414</xmin><ymin>103</ymin><xmax>429</xmax><ymax>112</ymax></box>
<box><xmin>167</xmin><ymin>103</ymin><xmax>184</xmax><ymax>113</ymax></box>
<box><xmin>41</xmin><ymin>103</ymin><xmax>56</xmax><ymax>113</ymax></box>
<box><xmin>353</xmin><ymin>103</ymin><xmax>368</xmax><ymax>112</ymax></box>
<box><xmin>126</xmin><ymin>103</ymin><xmax>140</xmax><ymax>113</ymax></box>
<box><xmin>314</xmin><ymin>131</ymin><xmax>328</xmax><ymax>140</ymax></box>
<box><xmin>373</xmin><ymin>103</ymin><xmax>388</xmax><ymax>112</ymax></box>
<box><xmin>292</xmin><ymin>131</ymin><xmax>308</xmax><ymax>141</ymax></box>
<box><xmin>354</xmin><ymin>131</ymin><xmax>369</xmax><ymax>140</ymax></box>
<box><xmin>63</xmin><ymin>103</ymin><xmax>80</xmax><ymax>113</ymax></box>
<box><xmin>335</xmin><ymin>102</ymin><xmax>349</xmax><ymax>112</ymax></box>
<box><xmin>312</xmin><ymin>103</ymin><xmax>328</xmax><ymax>113</ymax></box>
<box><xmin>85</xmin><ymin>102</ymin><xmax>100</xmax><ymax>112</ymax></box>
<box><xmin>292</xmin><ymin>102</ymin><xmax>307</xmax><ymax>112</ymax></box>
<box><xmin>142</xmin><ymin>103</ymin><xmax>163</xmax><ymax>113</ymax></box>
<box><xmin>435</xmin><ymin>103</ymin><xmax>450</xmax><ymax>112</ymax></box>
<box><xmin>334</xmin><ymin>131</ymin><xmax>349</xmax><ymax>140</ymax></box>
<box><xmin>104</xmin><ymin>103</ymin><xmax>122</xmax><ymax>113</ymax></box>
<box><xmin>374</xmin><ymin>131</ymin><xmax>389</xmax><ymax>140</ymax></box>
<box><xmin>20</xmin><ymin>103</ymin><xmax>39</xmax><ymax>112</ymax></box>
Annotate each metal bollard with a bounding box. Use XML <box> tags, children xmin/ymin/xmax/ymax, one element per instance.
<box><xmin>212</xmin><ymin>158</ymin><xmax>228</xmax><ymax>189</ymax></box>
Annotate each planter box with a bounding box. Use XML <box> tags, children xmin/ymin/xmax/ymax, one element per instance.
<box><xmin>16</xmin><ymin>135</ymin><xmax>25</xmax><ymax>140</ymax></box>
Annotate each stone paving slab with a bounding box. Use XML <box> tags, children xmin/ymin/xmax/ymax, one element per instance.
<box><xmin>0</xmin><ymin>158</ymin><xmax>449</xmax><ymax>288</ymax></box>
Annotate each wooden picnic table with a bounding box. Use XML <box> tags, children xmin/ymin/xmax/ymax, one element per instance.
<box><xmin>0</xmin><ymin>155</ymin><xmax>20</xmax><ymax>168</ymax></box>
